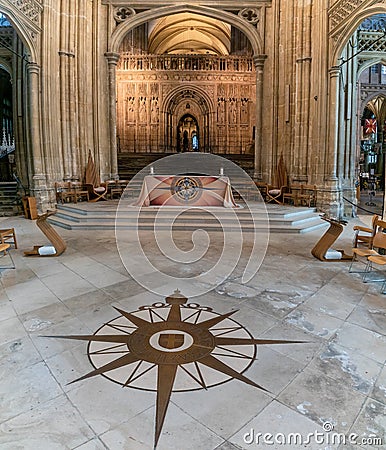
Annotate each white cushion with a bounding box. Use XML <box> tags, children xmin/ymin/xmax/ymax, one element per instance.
<box><xmin>324</xmin><ymin>249</ymin><xmax>342</xmax><ymax>260</ymax></box>
<box><xmin>268</xmin><ymin>189</ymin><xmax>281</xmax><ymax>196</ymax></box>
<box><xmin>95</xmin><ymin>187</ymin><xmax>105</xmax><ymax>194</ymax></box>
<box><xmin>38</xmin><ymin>245</ymin><xmax>56</xmax><ymax>256</ymax></box>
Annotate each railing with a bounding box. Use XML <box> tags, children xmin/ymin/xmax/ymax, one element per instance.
<box><xmin>118</xmin><ymin>54</ymin><xmax>254</xmax><ymax>72</ymax></box>
<box><xmin>0</xmin><ymin>128</ymin><xmax>15</xmax><ymax>159</ymax></box>
<box><xmin>358</xmin><ymin>31</ymin><xmax>386</xmax><ymax>53</ymax></box>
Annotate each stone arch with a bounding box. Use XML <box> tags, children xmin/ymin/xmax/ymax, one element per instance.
<box><xmin>0</xmin><ymin>6</ymin><xmax>38</xmax><ymax>63</ymax></box>
<box><xmin>0</xmin><ymin>58</ymin><xmax>12</xmax><ymax>79</ymax></box>
<box><xmin>110</xmin><ymin>5</ymin><xmax>263</xmax><ymax>57</ymax></box>
<box><xmin>163</xmin><ymin>85</ymin><xmax>213</xmax><ymax>152</ymax></box>
<box><xmin>331</xmin><ymin>3</ymin><xmax>386</xmax><ymax>64</ymax></box>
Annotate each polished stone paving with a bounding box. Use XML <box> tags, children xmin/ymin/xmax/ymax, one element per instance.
<box><xmin>0</xmin><ymin>214</ymin><xmax>385</xmax><ymax>449</ymax></box>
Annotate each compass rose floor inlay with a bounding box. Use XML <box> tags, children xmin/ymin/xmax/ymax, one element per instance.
<box><xmin>48</xmin><ymin>290</ymin><xmax>304</xmax><ymax>448</ymax></box>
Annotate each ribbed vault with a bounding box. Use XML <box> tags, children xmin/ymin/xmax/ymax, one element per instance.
<box><xmin>148</xmin><ymin>13</ymin><xmax>231</xmax><ymax>55</ymax></box>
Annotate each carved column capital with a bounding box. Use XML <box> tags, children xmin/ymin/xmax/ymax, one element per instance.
<box><xmin>26</xmin><ymin>61</ymin><xmax>40</xmax><ymax>75</ymax></box>
<box><xmin>253</xmin><ymin>55</ymin><xmax>267</xmax><ymax>70</ymax></box>
<box><xmin>329</xmin><ymin>65</ymin><xmax>341</xmax><ymax>78</ymax></box>
<box><xmin>105</xmin><ymin>52</ymin><xmax>120</xmax><ymax>66</ymax></box>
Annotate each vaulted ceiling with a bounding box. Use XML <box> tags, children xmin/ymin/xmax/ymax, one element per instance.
<box><xmin>148</xmin><ymin>13</ymin><xmax>231</xmax><ymax>55</ymax></box>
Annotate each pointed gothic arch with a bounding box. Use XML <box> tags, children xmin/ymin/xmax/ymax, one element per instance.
<box><xmin>110</xmin><ymin>5</ymin><xmax>263</xmax><ymax>56</ymax></box>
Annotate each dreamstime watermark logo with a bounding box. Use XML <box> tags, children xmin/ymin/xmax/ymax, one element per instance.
<box><xmin>243</xmin><ymin>422</ymin><xmax>383</xmax><ymax>446</ymax></box>
<box><xmin>115</xmin><ymin>153</ymin><xmax>269</xmax><ymax>297</ymax></box>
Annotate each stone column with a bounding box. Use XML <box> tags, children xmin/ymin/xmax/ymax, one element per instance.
<box><xmin>253</xmin><ymin>55</ymin><xmax>267</xmax><ymax>180</ymax></box>
<box><xmin>323</xmin><ymin>65</ymin><xmax>342</xmax><ymax>218</ymax></box>
<box><xmin>27</xmin><ymin>62</ymin><xmax>47</xmax><ymax>208</ymax></box>
<box><xmin>326</xmin><ymin>66</ymin><xmax>341</xmax><ymax>182</ymax></box>
<box><xmin>105</xmin><ymin>52</ymin><xmax>120</xmax><ymax>179</ymax></box>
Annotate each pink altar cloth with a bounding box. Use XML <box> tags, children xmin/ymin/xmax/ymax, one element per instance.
<box><xmin>133</xmin><ymin>175</ymin><xmax>237</xmax><ymax>207</ymax></box>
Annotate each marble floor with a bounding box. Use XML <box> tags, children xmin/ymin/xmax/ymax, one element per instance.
<box><xmin>0</xmin><ymin>213</ymin><xmax>385</xmax><ymax>450</ymax></box>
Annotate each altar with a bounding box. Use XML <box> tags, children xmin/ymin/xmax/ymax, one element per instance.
<box><xmin>133</xmin><ymin>175</ymin><xmax>238</xmax><ymax>207</ymax></box>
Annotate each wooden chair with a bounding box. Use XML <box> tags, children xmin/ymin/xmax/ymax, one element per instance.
<box><xmin>361</xmin><ymin>222</ymin><xmax>386</xmax><ymax>293</ymax></box>
<box><xmin>85</xmin><ymin>183</ymin><xmax>107</xmax><ymax>202</ymax></box>
<box><xmin>0</xmin><ymin>243</ymin><xmax>15</xmax><ymax>270</ymax></box>
<box><xmin>298</xmin><ymin>184</ymin><xmax>317</xmax><ymax>207</ymax></box>
<box><xmin>283</xmin><ymin>184</ymin><xmax>301</xmax><ymax>206</ymax></box>
<box><xmin>55</xmin><ymin>182</ymin><xmax>75</xmax><ymax>204</ymax></box>
<box><xmin>71</xmin><ymin>182</ymin><xmax>89</xmax><ymax>203</ymax></box>
<box><xmin>0</xmin><ymin>228</ymin><xmax>17</xmax><ymax>249</ymax></box>
<box><xmin>349</xmin><ymin>218</ymin><xmax>384</xmax><ymax>273</ymax></box>
<box><xmin>24</xmin><ymin>210</ymin><xmax>67</xmax><ymax>257</ymax></box>
<box><xmin>353</xmin><ymin>214</ymin><xmax>379</xmax><ymax>248</ymax></box>
<box><xmin>266</xmin><ymin>185</ymin><xmax>288</xmax><ymax>205</ymax></box>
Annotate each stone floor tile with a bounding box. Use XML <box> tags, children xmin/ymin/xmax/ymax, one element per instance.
<box><xmin>66</xmin><ymin>377</ymin><xmax>155</xmax><ymax>435</ymax></box>
<box><xmin>0</xmin><ymin>394</ymin><xmax>94</xmax><ymax>449</ymax></box>
<box><xmin>73</xmin><ymin>438</ymin><xmax>108</xmax><ymax>450</ymax></box>
<box><xmin>230</xmin><ymin>399</ymin><xmax>330</xmax><ymax>450</ymax></box>
<box><xmin>306</xmin><ymin>289</ymin><xmax>357</xmax><ymax>320</ymax></box>
<box><xmin>278</xmin><ymin>368</ymin><xmax>367</xmax><ymax>434</ymax></box>
<box><xmin>63</xmin><ymin>288</ymin><xmax>115</xmax><ymax>315</ymax></box>
<box><xmin>0</xmin><ymin>297</ymin><xmax>16</xmax><ymax>322</ymax></box>
<box><xmin>172</xmin><ymin>378</ymin><xmax>272</xmax><ymax>439</ymax></box>
<box><xmin>242</xmin><ymin>285</ymin><xmax>309</xmax><ymax>319</ymax></box>
<box><xmin>101</xmin><ymin>279</ymin><xmax>147</xmax><ymax>300</ymax></box>
<box><xmin>29</xmin><ymin>316</ymin><xmax>91</xmax><ymax>360</ymax></box>
<box><xmin>0</xmin><ymin>316</ymin><xmax>27</xmax><ymax>345</ymax></box>
<box><xmin>0</xmin><ymin>336</ymin><xmax>42</xmax><ymax>373</ymax></box>
<box><xmin>284</xmin><ymin>304</ymin><xmax>345</xmax><ymax>339</ymax></box>
<box><xmin>99</xmin><ymin>403</ymin><xmax>223</xmax><ymax>450</ymax></box>
<box><xmin>332</xmin><ymin>322</ymin><xmax>386</xmax><ymax>364</ymax></box>
<box><xmin>5</xmin><ymin>278</ymin><xmax>61</xmax><ymax>315</ymax></box>
<box><xmin>347</xmin><ymin>304</ymin><xmax>386</xmax><ymax>337</ymax></box>
<box><xmin>349</xmin><ymin>398</ymin><xmax>386</xmax><ymax>449</ymax></box>
<box><xmin>40</xmin><ymin>270</ymin><xmax>95</xmax><ymax>300</ymax></box>
<box><xmin>19</xmin><ymin>301</ymin><xmax>74</xmax><ymax>332</ymax></box>
<box><xmin>259</xmin><ymin>322</ymin><xmax>324</xmax><ymax>364</ymax></box>
<box><xmin>308</xmin><ymin>342</ymin><xmax>382</xmax><ymax>395</ymax></box>
<box><xmin>371</xmin><ymin>365</ymin><xmax>386</xmax><ymax>406</ymax></box>
<box><xmin>0</xmin><ymin>361</ymin><xmax>62</xmax><ymax>423</ymax></box>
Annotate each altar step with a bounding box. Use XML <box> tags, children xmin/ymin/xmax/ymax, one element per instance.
<box><xmin>0</xmin><ymin>182</ymin><xmax>22</xmax><ymax>217</ymax></box>
<box><xmin>49</xmin><ymin>203</ymin><xmax>328</xmax><ymax>234</ymax></box>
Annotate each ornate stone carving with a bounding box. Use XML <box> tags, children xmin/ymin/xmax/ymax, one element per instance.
<box><xmin>238</xmin><ymin>8</ymin><xmax>259</xmax><ymax>25</ymax></box>
<box><xmin>114</xmin><ymin>6</ymin><xmax>135</xmax><ymax>23</ymax></box>
<box><xmin>10</xmin><ymin>0</ymin><xmax>42</xmax><ymax>25</ymax></box>
<box><xmin>329</xmin><ymin>0</ymin><xmax>367</xmax><ymax>33</ymax></box>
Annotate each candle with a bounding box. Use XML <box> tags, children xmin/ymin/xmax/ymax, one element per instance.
<box><xmin>150</xmin><ymin>166</ymin><xmax>154</xmax><ymax>174</ymax></box>
<box><xmin>220</xmin><ymin>167</ymin><xmax>224</xmax><ymax>176</ymax></box>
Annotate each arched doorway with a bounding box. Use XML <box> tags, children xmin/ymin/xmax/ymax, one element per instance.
<box><xmin>110</xmin><ymin>6</ymin><xmax>264</xmax><ymax>178</ymax></box>
<box><xmin>331</xmin><ymin>12</ymin><xmax>386</xmax><ymax>217</ymax></box>
<box><xmin>0</xmin><ymin>66</ymin><xmax>14</xmax><ymax>181</ymax></box>
<box><xmin>177</xmin><ymin>114</ymin><xmax>199</xmax><ymax>152</ymax></box>
<box><xmin>357</xmin><ymin>89</ymin><xmax>386</xmax><ymax>215</ymax></box>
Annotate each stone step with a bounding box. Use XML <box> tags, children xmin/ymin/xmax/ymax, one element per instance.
<box><xmin>0</xmin><ymin>182</ymin><xmax>22</xmax><ymax>216</ymax></box>
<box><xmin>50</xmin><ymin>202</ymin><xmax>328</xmax><ymax>233</ymax></box>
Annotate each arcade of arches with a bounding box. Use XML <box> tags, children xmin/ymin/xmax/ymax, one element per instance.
<box><xmin>1</xmin><ymin>2</ymin><xmax>386</xmax><ymax>218</ymax></box>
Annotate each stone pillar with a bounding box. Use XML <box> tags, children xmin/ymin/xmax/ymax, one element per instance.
<box><xmin>105</xmin><ymin>52</ymin><xmax>120</xmax><ymax>179</ymax></box>
<box><xmin>27</xmin><ymin>62</ymin><xmax>47</xmax><ymax>209</ymax></box>
<box><xmin>253</xmin><ymin>55</ymin><xmax>267</xmax><ymax>180</ymax></box>
<box><xmin>326</xmin><ymin>66</ymin><xmax>341</xmax><ymax>182</ymax></box>
<box><xmin>322</xmin><ymin>65</ymin><xmax>342</xmax><ymax>218</ymax></box>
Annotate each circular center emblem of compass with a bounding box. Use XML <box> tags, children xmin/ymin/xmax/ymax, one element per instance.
<box><xmin>128</xmin><ymin>321</ymin><xmax>215</xmax><ymax>365</ymax></box>
<box><xmin>170</xmin><ymin>176</ymin><xmax>202</xmax><ymax>203</ymax></box>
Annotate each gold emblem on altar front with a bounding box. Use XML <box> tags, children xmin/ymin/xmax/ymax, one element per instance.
<box><xmin>171</xmin><ymin>176</ymin><xmax>203</xmax><ymax>203</ymax></box>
